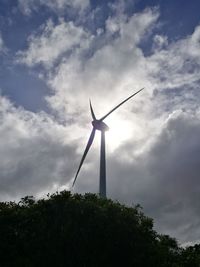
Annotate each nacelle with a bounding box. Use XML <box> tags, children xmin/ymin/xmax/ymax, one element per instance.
<box><xmin>92</xmin><ymin>120</ymin><xmax>109</xmax><ymax>131</ymax></box>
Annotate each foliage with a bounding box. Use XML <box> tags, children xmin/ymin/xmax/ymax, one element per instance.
<box><xmin>0</xmin><ymin>191</ymin><xmax>199</xmax><ymax>266</ymax></box>
<box><xmin>180</xmin><ymin>244</ymin><xmax>200</xmax><ymax>266</ymax></box>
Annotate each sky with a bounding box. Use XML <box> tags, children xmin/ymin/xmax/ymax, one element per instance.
<box><xmin>0</xmin><ymin>0</ymin><xmax>200</xmax><ymax>245</ymax></box>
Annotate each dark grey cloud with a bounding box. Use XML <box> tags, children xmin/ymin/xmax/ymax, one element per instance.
<box><xmin>105</xmin><ymin>109</ymin><xmax>200</xmax><ymax>244</ymax></box>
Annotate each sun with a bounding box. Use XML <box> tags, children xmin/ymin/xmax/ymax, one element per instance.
<box><xmin>103</xmin><ymin>113</ymin><xmax>133</xmax><ymax>151</ymax></box>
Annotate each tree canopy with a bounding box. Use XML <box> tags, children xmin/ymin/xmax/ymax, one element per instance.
<box><xmin>0</xmin><ymin>191</ymin><xmax>199</xmax><ymax>267</ymax></box>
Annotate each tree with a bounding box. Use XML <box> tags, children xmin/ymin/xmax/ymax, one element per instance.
<box><xmin>181</xmin><ymin>244</ymin><xmax>200</xmax><ymax>267</ymax></box>
<box><xmin>0</xmin><ymin>191</ymin><xmax>199</xmax><ymax>267</ymax></box>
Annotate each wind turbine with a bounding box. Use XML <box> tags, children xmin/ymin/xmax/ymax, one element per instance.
<box><xmin>72</xmin><ymin>88</ymin><xmax>144</xmax><ymax>198</ymax></box>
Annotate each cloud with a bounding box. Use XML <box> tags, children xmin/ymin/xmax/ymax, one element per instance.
<box><xmin>45</xmin><ymin>8</ymin><xmax>159</xmax><ymax>118</ymax></box>
<box><xmin>0</xmin><ymin>34</ymin><xmax>3</xmax><ymax>51</ymax></box>
<box><xmin>18</xmin><ymin>0</ymin><xmax>90</xmax><ymax>15</ymax></box>
<box><xmin>107</xmin><ymin>109</ymin><xmax>200</xmax><ymax>244</ymax></box>
<box><xmin>16</xmin><ymin>8</ymin><xmax>159</xmax><ymax>119</ymax></box>
<box><xmin>0</xmin><ymin>33</ymin><xmax>6</xmax><ymax>53</ymax></box>
<box><xmin>152</xmin><ymin>34</ymin><xmax>168</xmax><ymax>51</ymax></box>
<box><xmin>16</xmin><ymin>19</ymin><xmax>90</xmax><ymax>68</ymax></box>
<box><xmin>148</xmin><ymin>25</ymin><xmax>200</xmax><ymax>90</ymax></box>
<box><xmin>0</xmin><ymin>95</ymin><xmax>78</xmax><ymax>201</ymax></box>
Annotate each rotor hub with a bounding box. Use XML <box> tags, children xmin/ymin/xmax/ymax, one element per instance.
<box><xmin>92</xmin><ymin>120</ymin><xmax>109</xmax><ymax>131</ymax></box>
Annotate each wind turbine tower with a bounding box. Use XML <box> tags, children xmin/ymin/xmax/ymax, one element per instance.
<box><xmin>73</xmin><ymin>88</ymin><xmax>144</xmax><ymax>198</ymax></box>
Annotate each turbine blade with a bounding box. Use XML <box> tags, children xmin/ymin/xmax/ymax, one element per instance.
<box><xmin>100</xmin><ymin>88</ymin><xmax>144</xmax><ymax>121</ymax></box>
<box><xmin>89</xmin><ymin>99</ymin><xmax>96</xmax><ymax>120</ymax></box>
<box><xmin>72</xmin><ymin>127</ymin><xmax>96</xmax><ymax>187</ymax></box>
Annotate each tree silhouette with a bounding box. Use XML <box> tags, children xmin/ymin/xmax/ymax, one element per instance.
<box><xmin>0</xmin><ymin>191</ymin><xmax>199</xmax><ymax>266</ymax></box>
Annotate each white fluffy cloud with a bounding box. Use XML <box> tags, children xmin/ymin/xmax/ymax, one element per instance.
<box><xmin>148</xmin><ymin>25</ymin><xmax>200</xmax><ymax>90</ymax></box>
<box><xmin>0</xmin><ymin>95</ymin><xmax>78</xmax><ymax>201</ymax></box>
<box><xmin>45</xmin><ymin>8</ymin><xmax>159</xmax><ymax>118</ymax></box>
<box><xmin>16</xmin><ymin>8</ymin><xmax>159</xmax><ymax>120</ymax></box>
<box><xmin>17</xmin><ymin>19</ymin><xmax>90</xmax><ymax>68</ymax></box>
<box><xmin>18</xmin><ymin>0</ymin><xmax>90</xmax><ymax>15</ymax></box>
